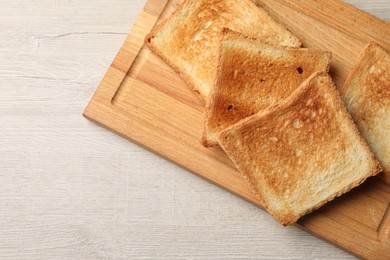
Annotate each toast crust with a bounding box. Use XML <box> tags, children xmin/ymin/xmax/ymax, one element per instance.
<box><xmin>202</xmin><ymin>30</ymin><xmax>331</xmax><ymax>147</ymax></box>
<box><xmin>145</xmin><ymin>0</ymin><xmax>302</xmax><ymax>102</ymax></box>
<box><xmin>145</xmin><ymin>0</ymin><xmax>206</xmax><ymax>101</ymax></box>
<box><xmin>219</xmin><ymin>72</ymin><xmax>382</xmax><ymax>225</ymax></box>
<box><xmin>339</xmin><ymin>42</ymin><xmax>390</xmax><ymax>185</ymax></box>
<box><xmin>145</xmin><ymin>0</ymin><xmax>212</xmax><ymax>102</ymax></box>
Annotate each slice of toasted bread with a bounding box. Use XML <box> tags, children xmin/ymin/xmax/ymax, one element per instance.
<box><xmin>145</xmin><ymin>0</ymin><xmax>301</xmax><ymax>101</ymax></box>
<box><xmin>202</xmin><ymin>30</ymin><xmax>331</xmax><ymax>147</ymax></box>
<box><xmin>339</xmin><ymin>42</ymin><xmax>390</xmax><ymax>185</ymax></box>
<box><xmin>218</xmin><ymin>72</ymin><xmax>381</xmax><ymax>226</ymax></box>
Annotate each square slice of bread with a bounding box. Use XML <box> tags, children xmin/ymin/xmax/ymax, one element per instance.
<box><xmin>202</xmin><ymin>30</ymin><xmax>331</xmax><ymax>147</ymax></box>
<box><xmin>145</xmin><ymin>0</ymin><xmax>301</xmax><ymax>101</ymax></box>
<box><xmin>218</xmin><ymin>72</ymin><xmax>382</xmax><ymax>226</ymax></box>
<box><xmin>339</xmin><ymin>42</ymin><xmax>390</xmax><ymax>185</ymax></box>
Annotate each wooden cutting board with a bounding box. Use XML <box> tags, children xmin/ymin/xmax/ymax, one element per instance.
<box><xmin>83</xmin><ymin>0</ymin><xmax>390</xmax><ymax>258</ymax></box>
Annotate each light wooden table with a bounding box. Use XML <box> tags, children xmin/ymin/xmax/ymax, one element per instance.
<box><xmin>0</xmin><ymin>1</ymin><xmax>388</xmax><ymax>259</ymax></box>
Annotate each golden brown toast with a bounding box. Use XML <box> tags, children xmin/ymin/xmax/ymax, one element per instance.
<box><xmin>339</xmin><ymin>42</ymin><xmax>390</xmax><ymax>185</ymax></box>
<box><xmin>202</xmin><ymin>30</ymin><xmax>331</xmax><ymax>147</ymax></box>
<box><xmin>145</xmin><ymin>0</ymin><xmax>301</xmax><ymax>101</ymax></box>
<box><xmin>218</xmin><ymin>72</ymin><xmax>382</xmax><ymax>225</ymax></box>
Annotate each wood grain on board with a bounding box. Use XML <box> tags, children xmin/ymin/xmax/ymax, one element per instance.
<box><xmin>83</xmin><ymin>0</ymin><xmax>390</xmax><ymax>258</ymax></box>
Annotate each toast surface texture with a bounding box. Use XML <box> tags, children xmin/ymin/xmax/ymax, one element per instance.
<box><xmin>339</xmin><ymin>42</ymin><xmax>390</xmax><ymax>184</ymax></box>
<box><xmin>202</xmin><ymin>31</ymin><xmax>331</xmax><ymax>147</ymax></box>
<box><xmin>218</xmin><ymin>72</ymin><xmax>381</xmax><ymax>225</ymax></box>
<box><xmin>145</xmin><ymin>0</ymin><xmax>301</xmax><ymax>101</ymax></box>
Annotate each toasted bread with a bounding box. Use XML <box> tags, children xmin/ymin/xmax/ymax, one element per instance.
<box><xmin>145</xmin><ymin>0</ymin><xmax>301</xmax><ymax>101</ymax></box>
<box><xmin>218</xmin><ymin>72</ymin><xmax>381</xmax><ymax>225</ymax></box>
<box><xmin>202</xmin><ymin>30</ymin><xmax>331</xmax><ymax>147</ymax></box>
<box><xmin>339</xmin><ymin>42</ymin><xmax>390</xmax><ymax>185</ymax></box>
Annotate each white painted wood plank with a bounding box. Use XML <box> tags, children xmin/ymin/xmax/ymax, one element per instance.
<box><xmin>0</xmin><ymin>0</ymin><xmax>388</xmax><ymax>259</ymax></box>
<box><xmin>344</xmin><ymin>0</ymin><xmax>390</xmax><ymax>21</ymax></box>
